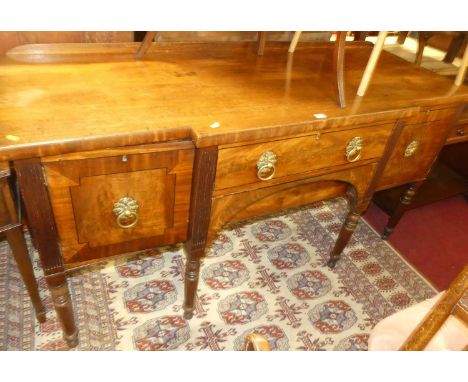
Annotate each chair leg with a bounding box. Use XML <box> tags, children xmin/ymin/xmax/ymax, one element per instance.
<box><xmin>134</xmin><ymin>31</ymin><xmax>157</xmax><ymax>59</ymax></box>
<box><xmin>415</xmin><ymin>32</ymin><xmax>433</xmax><ymax>66</ymax></box>
<box><xmin>288</xmin><ymin>31</ymin><xmax>302</xmax><ymax>53</ymax></box>
<box><xmin>257</xmin><ymin>32</ymin><xmax>267</xmax><ymax>56</ymax></box>
<box><xmin>353</xmin><ymin>31</ymin><xmax>368</xmax><ymax>41</ymax></box>
<box><xmin>333</xmin><ymin>32</ymin><xmax>347</xmax><ymax>108</ymax></box>
<box><xmin>454</xmin><ymin>43</ymin><xmax>468</xmax><ymax>86</ymax></box>
<box><xmin>397</xmin><ymin>31</ymin><xmax>409</xmax><ymax>45</ymax></box>
<box><xmin>357</xmin><ymin>31</ymin><xmax>388</xmax><ymax>97</ymax></box>
<box><xmin>443</xmin><ymin>33</ymin><xmax>467</xmax><ymax>63</ymax></box>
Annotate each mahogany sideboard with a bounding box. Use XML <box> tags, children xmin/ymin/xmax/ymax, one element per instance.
<box><xmin>373</xmin><ymin>104</ymin><xmax>468</xmax><ymax>229</ymax></box>
<box><xmin>1</xmin><ymin>41</ymin><xmax>467</xmax><ymax>348</ymax></box>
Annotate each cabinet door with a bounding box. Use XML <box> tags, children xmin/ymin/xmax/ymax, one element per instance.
<box><xmin>376</xmin><ymin>108</ymin><xmax>458</xmax><ymax>190</ymax></box>
<box><xmin>43</xmin><ymin>141</ymin><xmax>193</xmax><ymax>266</ymax></box>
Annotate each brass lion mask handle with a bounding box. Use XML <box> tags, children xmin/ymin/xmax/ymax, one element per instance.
<box><xmin>113</xmin><ymin>196</ymin><xmax>139</xmax><ymax>229</ymax></box>
<box><xmin>345</xmin><ymin>136</ymin><xmax>363</xmax><ymax>162</ymax></box>
<box><xmin>257</xmin><ymin>150</ymin><xmax>277</xmax><ymax>181</ymax></box>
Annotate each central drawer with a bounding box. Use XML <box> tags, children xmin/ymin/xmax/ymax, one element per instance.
<box><xmin>43</xmin><ymin>140</ymin><xmax>194</xmax><ymax>266</ymax></box>
<box><xmin>215</xmin><ymin>123</ymin><xmax>393</xmax><ymax>191</ymax></box>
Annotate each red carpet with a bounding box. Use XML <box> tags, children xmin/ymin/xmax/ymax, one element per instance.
<box><xmin>364</xmin><ymin>195</ymin><xmax>468</xmax><ymax>291</ymax></box>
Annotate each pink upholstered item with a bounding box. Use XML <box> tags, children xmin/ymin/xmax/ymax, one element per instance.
<box><xmin>368</xmin><ymin>292</ymin><xmax>468</xmax><ymax>351</ymax></box>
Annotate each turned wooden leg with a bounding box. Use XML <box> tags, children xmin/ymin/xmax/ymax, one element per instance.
<box><xmin>382</xmin><ymin>182</ymin><xmax>422</xmax><ymax>240</ymax></box>
<box><xmin>183</xmin><ymin>256</ymin><xmax>201</xmax><ymax>319</ymax></box>
<box><xmin>327</xmin><ymin>211</ymin><xmax>360</xmax><ymax>268</ymax></box>
<box><xmin>182</xmin><ymin>146</ymin><xmax>218</xmax><ymax>319</ymax></box>
<box><xmin>47</xmin><ymin>274</ymin><xmax>78</xmax><ymax>348</ymax></box>
<box><xmin>333</xmin><ymin>31</ymin><xmax>347</xmax><ymax>108</ymax></box>
<box><xmin>15</xmin><ymin>158</ymin><xmax>79</xmax><ymax>348</ymax></box>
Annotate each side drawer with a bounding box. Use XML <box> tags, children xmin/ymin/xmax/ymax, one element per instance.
<box><xmin>215</xmin><ymin>123</ymin><xmax>393</xmax><ymax>191</ymax></box>
<box><xmin>43</xmin><ymin>141</ymin><xmax>194</xmax><ymax>266</ymax></box>
<box><xmin>376</xmin><ymin>121</ymin><xmax>449</xmax><ymax>190</ymax></box>
<box><xmin>446</xmin><ymin>122</ymin><xmax>468</xmax><ymax>144</ymax></box>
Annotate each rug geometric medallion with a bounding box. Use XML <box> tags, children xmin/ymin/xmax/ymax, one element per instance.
<box><xmin>0</xmin><ymin>197</ymin><xmax>436</xmax><ymax>351</ymax></box>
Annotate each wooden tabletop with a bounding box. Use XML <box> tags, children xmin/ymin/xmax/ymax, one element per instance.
<box><xmin>1</xmin><ymin>41</ymin><xmax>467</xmax><ymax>160</ymax></box>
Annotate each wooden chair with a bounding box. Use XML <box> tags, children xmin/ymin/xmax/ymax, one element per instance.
<box><xmin>288</xmin><ymin>31</ymin><xmax>389</xmax><ymax>106</ymax></box>
<box><xmin>287</xmin><ymin>31</ymin><xmax>348</xmax><ymax>108</ymax></box>
<box><xmin>369</xmin><ymin>265</ymin><xmax>468</xmax><ymax>351</ymax></box>
<box><xmin>134</xmin><ymin>31</ymin><xmax>467</xmax><ymax>107</ymax></box>
<box><xmin>135</xmin><ymin>31</ymin><xmax>269</xmax><ymax>58</ymax></box>
<box><xmin>398</xmin><ymin>31</ymin><xmax>468</xmax><ymax>86</ymax></box>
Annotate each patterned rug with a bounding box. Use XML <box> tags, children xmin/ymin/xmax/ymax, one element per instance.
<box><xmin>0</xmin><ymin>197</ymin><xmax>436</xmax><ymax>351</ymax></box>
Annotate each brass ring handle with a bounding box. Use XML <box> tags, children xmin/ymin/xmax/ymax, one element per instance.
<box><xmin>257</xmin><ymin>163</ymin><xmax>276</xmax><ymax>181</ymax></box>
<box><xmin>113</xmin><ymin>196</ymin><xmax>139</xmax><ymax>229</ymax></box>
<box><xmin>345</xmin><ymin>137</ymin><xmax>363</xmax><ymax>163</ymax></box>
<box><xmin>256</xmin><ymin>151</ymin><xmax>277</xmax><ymax>181</ymax></box>
<box><xmin>404</xmin><ymin>140</ymin><xmax>419</xmax><ymax>157</ymax></box>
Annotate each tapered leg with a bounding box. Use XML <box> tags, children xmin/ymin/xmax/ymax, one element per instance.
<box><xmin>15</xmin><ymin>158</ymin><xmax>79</xmax><ymax>348</ymax></box>
<box><xmin>6</xmin><ymin>228</ymin><xmax>46</xmax><ymax>323</ymax></box>
<box><xmin>382</xmin><ymin>182</ymin><xmax>423</xmax><ymax>240</ymax></box>
<box><xmin>182</xmin><ymin>147</ymin><xmax>218</xmax><ymax>319</ymax></box>
<box><xmin>1</xmin><ymin>173</ymin><xmax>46</xmax><ymax>323</ymax></box>
<box><xmin>327</xmin><ymin>211</ymin><xmax>360</xmax><ymax>268</ymax></box>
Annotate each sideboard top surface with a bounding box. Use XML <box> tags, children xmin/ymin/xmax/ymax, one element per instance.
<box><xmin>1</xmin><ymin>41</ymin><xmax>467</xmax><ymax>160</ymax></box>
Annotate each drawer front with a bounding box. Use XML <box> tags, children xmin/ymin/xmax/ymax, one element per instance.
<box><xmin>425</xmin><ymin>107</ymin><xmax>460</xmax><ymax>123</ymax></box>
<box><xmin>376</xmin><ymin>121</ymin><xmax>449</xmax><ymax>189</ymax></box>
<box><xmin>215</xmin><ymin>124</ymin><xmax>393</xmax><ymax>191</ymax></box>
<box><xmin>209</xmin><ymin>163</ymin><xmax>378</xmax><ymax>242</ymax></box>
<box><xmin>43</xmin><ymin>141</ymin><xmax>194</xmax><ymax>265</ymax></box>
<box><xmin>446</xmin><ymin>122</ymin><xmax>468</xmax><ymax>144</ymax></box>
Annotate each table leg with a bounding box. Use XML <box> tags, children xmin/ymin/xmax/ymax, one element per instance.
<box><xmin>6</xmin><ymin>228</ymin><xmax>46</xmax><ymax>322</ymax></box>
<box><xmin>327</xmin><ymin>210</ymin><xmax>361</xmax><ymax>268</ymax></box>
<box><xmin>1</xmin><ymin>175</ymin><xmax>46</xmax><ymax>323</ymax></box>
<box><xmin>14</xmin><ymin>158</ymin><xmax>79</xmax><ymax>348</ymax></box>
<box><xmin>382</xmin><ymin>181</ymin><xmax>423</xmax><ymax>240</ymax></box>
<box><xmin>183</xmin><ymin>255</ymin><xmax>201</xmax><ymax>320</ymax></box>
<box><xmin>183</xmin><ymin>147</ymin><xmax>218</xmax><ymax>319</ymax></box>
